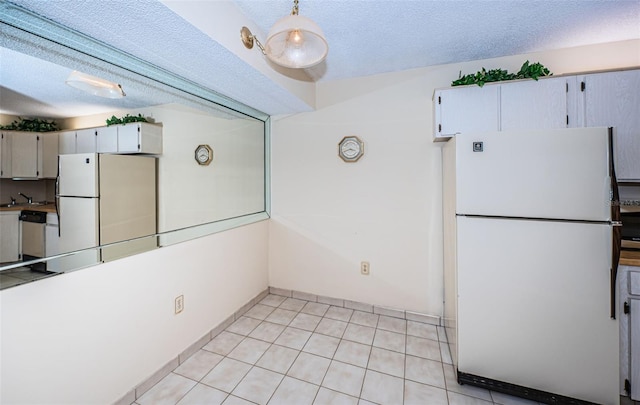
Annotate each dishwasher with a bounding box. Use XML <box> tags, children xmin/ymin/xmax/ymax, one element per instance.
<box><xmin>19</xmin><ymin>210</ymin><xmax>47</xmax><ymax>272</ymax></box>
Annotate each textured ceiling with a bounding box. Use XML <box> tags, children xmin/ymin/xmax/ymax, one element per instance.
<box><xmin>234</xmin><ymin>0</ymin><xmax>640</xmax><ymax>82</ymax></box>
<box><xmin>2</xmin><ymin>0</ymin><xmax>639</xmax><ymax>118</ymax></box>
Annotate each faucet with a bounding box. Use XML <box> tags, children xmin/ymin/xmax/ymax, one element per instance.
<box><xmin>18</xmin><ymin>193</ymin><xmax>32</xmax><ymax>204</ymax></box>
<box><xmin>9</xmin><ymin>196</ymin><xmax>16</xmax><ymax>205</ymax></box>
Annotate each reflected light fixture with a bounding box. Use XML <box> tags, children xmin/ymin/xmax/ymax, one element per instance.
<box><xmin>65</xmin><ymin>70</ymin><xmax>126</xmax><ymax>99</ymax></box>
<box><xmin>241</xmin><ymin>0</ymin><xmax>328</xmax><ymax>69</ymax></box>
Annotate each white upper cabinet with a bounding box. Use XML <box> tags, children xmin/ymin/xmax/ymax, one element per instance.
<box><xmin>55</xmin><ymin>124</ymin><xmax>162</xmax><ymax>155</ymax></box>
<box><xmin>11</xmin><ymin>132</ymin><xmax>39</xmax><ymax>178</ymax></box>
<box><xmin>58</xmin><ymin>130</ymin><xmax>76</xmax><ymax>154</ymax></box>
<box><xmin>500</xmin><ymin>76</ymin><xmax>577</xmax><ymax>131</ymax></box>
<box><xmin>6</xmin><ymin>132</ymin><xmax>58</xmax><ymax>179</ymax></box>
<box><xmin>434</xmin><ymin>85</ymin><xmax>499</xmax><ymax>140</ymax></box>
<box><xmin>76</xmin><ymin>128</ymin><xmax>97</xmax><ymax>153</ymax></box>
<box><xmin>433</xmin><ymin>70</ymin><xmax>639</xmax><ymax>181</ymax></box>
<box><xmin>579</xmin><ymin>69</ymin><xmax>640</xmax><ymax>182</ymax></box>
<box><xmin>0</xmin><ymin>132</ymin><xmax>12</xmax><ymax>178</ymax></box>
<box><xmin>117</xmin><ymin>123</ymin><xmax>162</xmax><ymax>154</ymax></box>
<box><xmin>97</xmin><ymin>125</ymin><xmax>118</xmax><ymax>153</ymax></box>
<box><xmin>39</xmin><ymin>132</ymin><xmax>59</xmax><ymax>178</ymax></box>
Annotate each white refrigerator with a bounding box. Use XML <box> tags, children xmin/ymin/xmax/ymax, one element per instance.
<box><xmin>443</xmin><ymin>127</ymin><xmax>621</xmax><ymax>405</ymax></box>
<box><xmin>56</xmin><ymin>153</ymin><xmax>157</xmax><ymax>269</ymax></box>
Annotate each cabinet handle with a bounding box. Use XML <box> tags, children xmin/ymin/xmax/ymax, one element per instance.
<box><xmin>609</xmin><ymin>127</ymin><xmax>621</xmax><ymax>319</ymax></box>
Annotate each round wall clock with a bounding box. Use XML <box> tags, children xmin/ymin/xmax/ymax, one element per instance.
<box><xmin>338</xmin><ymin>136</ymin><xmax>364</xmax><ymax>162</ymax></box>
<box><xmin>195</xmin><ymin>144</ymin><xmax>213</xmax><ymax>166</ymax></box>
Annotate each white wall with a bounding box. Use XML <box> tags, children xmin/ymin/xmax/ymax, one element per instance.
<box><xmin>269</xmin><ymin>39</ymin><xmax>640</xmax><ymax>316</ymax></box>
<box><xmin>0</xmin><ymin>220</ymin><xmax>269</xmax><ymax>404</ymax></box>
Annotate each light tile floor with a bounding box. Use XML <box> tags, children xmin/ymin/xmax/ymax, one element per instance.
<box><xmin>132</xmin><ymin>294</ymin><xmax>549</xmax><ymax>405</ymax></box>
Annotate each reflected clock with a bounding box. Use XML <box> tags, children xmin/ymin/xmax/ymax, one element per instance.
<box><xmin>195</xmin><ymin>144</ymin><xmax>213</xmax><ymax>166</ymax></box>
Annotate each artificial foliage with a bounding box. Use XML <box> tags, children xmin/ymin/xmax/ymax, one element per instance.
<box><xmin>452</xmin><ymin>61</ymin><xmax>552</xmax><ymax>87</ymax></box>
<box><xmin>0</xmin><ymin>117</ymin><xmax>59</xmax><ymax>132</ymax></box>
<box><xmin>106</xmin><ymin>113</ymin><xmax>148</xmax><ymax>126</ymax></box>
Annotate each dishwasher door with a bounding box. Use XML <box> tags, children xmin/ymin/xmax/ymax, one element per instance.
<box><xmin>22</xmin><ymin>221</ymin><xmax>45</xmax><ymax>258</ymax></box>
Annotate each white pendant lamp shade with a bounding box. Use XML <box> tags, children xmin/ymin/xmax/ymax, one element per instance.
<box><xmin>264</xmin><ymin>14</ymin><xmax>328</xmax><ymax>69</ymax></box>
<box><xmin>65</xmin><ymin>70</ymin><xmax>125</xmax><ymax>99</ymax></box>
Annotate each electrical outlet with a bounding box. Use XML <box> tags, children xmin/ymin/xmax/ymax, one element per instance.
<box><xmin>361</xmin><ymin>261</ymin><xmax>370</xmax><ymax>275</ymax></box>
<box><xmin>175</xmin><ymin>295</ymin><xmax>184</xmax><ymax>314</ymax></box>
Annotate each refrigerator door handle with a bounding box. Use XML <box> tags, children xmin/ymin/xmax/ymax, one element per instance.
<box><xmin>609</xmin><ymin>127</ymin><xmax>621</xmax><ymax>319</ymax></box>
<box><xmin>56</xmin><ymin>155</ymin><xmax>61</xmax><ymax>237</ymax></box>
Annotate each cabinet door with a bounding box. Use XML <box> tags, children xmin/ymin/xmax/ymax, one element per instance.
<box><xmin>434</xmin><ymin>85</ymin><xmax>499</xmax><ymax>139</ymax></box>
<box><xmin>11</xmin><ymin>132</ymin><xmax>39</xmax><ymax>178</ymax></box>
<box><xmin>76</xmin><ymin>128</ymin><xmax>97</xmax><ymax>153</ymax></box>
<box><xmin>117</xmin><ymin>124</ymin><xmax>140</xmax><ymax>153</ymax></box>
<box><xmin>97</xmin><ymin>125</ymin><xmax>118</xmax><ymax>153</ymax></box>
<box><xmin>0</xmin><ymin>212</ymin><xmax>20</xmax><ymax>262</ymax></box>
<box><xmin>58</xmin><ymin>131</ymin><xmax>76</xmax><ymax>154</ymax></box>
<box><xmin>500</xmin><ymin>77</ymin><xmax>572</xmax><ymax>131</ymax></box>
<box><xmin>582</xmin><ymin>70</ymin><xmax>640</xmax><ymax>181</ymax></box>
<box><xmin>45</xmin><ymin>214</ymin><xmax>59</xmax><ymax>256</ymax></box>
<box><xmin>0</xmin><ymin>132</ymin><xmax>12</xmax><ymax>178</ymax></box>
<box><xmin>632</xmin><ymin>299</ymin><xmax>640</xmax><ymax>400</ymax></box>
<box><xmin>39</xmin><ymin>132</ymin><xmax>59</xmax><ymax>178</ymax></box>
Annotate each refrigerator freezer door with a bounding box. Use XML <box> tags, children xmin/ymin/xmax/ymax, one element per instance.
<box><xmin>456</xmin><ymin>216</ymin><xmax>618</xmax><ymax>405</ymax></box>
<box><xmin>98</xmin><ymin>154</ymin><xmax>157</xmax><ymax>262</ymax></box>
<box><xmin>58</xmin><ymin>153</ymin><xmax>98</xmax><ymax>197</ymax></box>
<box><xmin>58</xmin><ymin>197</ymin><xmax>99</xmax><ymax>254</ymax></box>
<box><xmin>454</xmin><ymin>127</ymin><xmax>611</xmax><ymax>221</ymax></box>
<box><xmin>98</xmin><ymin>154</ymin><xmax>156</xmax><ymax>244</ymax></box>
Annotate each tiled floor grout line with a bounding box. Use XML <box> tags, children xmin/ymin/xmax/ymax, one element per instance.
<box><xmin>135</xmin><ymin>295</ymin><xmax>557</xmax><ymax>405</ymax></box>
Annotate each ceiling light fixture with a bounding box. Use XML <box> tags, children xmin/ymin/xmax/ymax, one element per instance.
<box><xmin>65</xmin><ymin>70</ymin><xmax>126</xmax><ymax>99</ymax></box>
<box><xmin>240</xmin><ymin>0</ymin><xmax>328</xmax><ymax>69</ymax></box>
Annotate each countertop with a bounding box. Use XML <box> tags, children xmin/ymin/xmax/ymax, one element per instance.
<box><xmin>0</xmin><ymin>203</ymin><xmax>56</xmax><ymax>214</ymax></box>
<box><xmin>621</xmin><ymin>250</ymin><xmax>640</xmax><ymax>267</ymax></box>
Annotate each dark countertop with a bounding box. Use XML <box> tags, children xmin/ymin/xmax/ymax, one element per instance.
<box><xmin>621</xmin><ymin>250</ymin><xmax>640</xmax><ymax>267</ymax></box>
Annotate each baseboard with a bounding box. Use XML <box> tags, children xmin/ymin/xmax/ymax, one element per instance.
<box><xmin>268</xmin><ymin>286</ymin><xmax>442</xmax><ymax>326</ymax></box>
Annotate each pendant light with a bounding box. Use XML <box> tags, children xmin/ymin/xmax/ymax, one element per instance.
<box><xmin>241</xmin><ymin>0</ymin><xmax>328</xmax><ymax>69</ymax></box>
<box><xmin>65</xmin><ymin>70</ymin><xmax>126</xmax><ymax>99</ymax></box>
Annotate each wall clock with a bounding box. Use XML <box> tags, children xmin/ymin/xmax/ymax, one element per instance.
<box><xmin>195</xmin><ymin>144</ymin><xmax>213</xmax><ymax>166</ymax></box>
<box><xmin>338</xmin><ymin>136</ymin><xmax>364</xmax><ymax>162</ymax></box>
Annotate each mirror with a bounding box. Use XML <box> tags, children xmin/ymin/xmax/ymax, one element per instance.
<box><xmin>0</xmin><ymin>19</ymin><xmax>269</xmax><ymax>289</ymax></box>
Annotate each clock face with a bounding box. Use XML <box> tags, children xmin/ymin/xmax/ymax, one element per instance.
<box><xmin>195</xmin><ymin>145</ymin><xmax>213</xmax><ymax>165</ymax></box>
<box><xmin>341</xmin><ymin>140</ymin><xmax>360</xmax><ymax>158</ymax></box>
<box><xmin>338</xmin><ymin>136</ymin><xmax>364</xmax><ymax>162</ymax></box>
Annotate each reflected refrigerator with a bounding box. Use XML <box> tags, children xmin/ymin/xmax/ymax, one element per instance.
<box><xmin>56</xmin><ymin>153</ymin><xmax>157</xmax><ymax>269</ymax></box>
<box><xmin>442</xmin><ymin>127</ymin><xmax>620</xmax><ymax>405</ymax></box>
